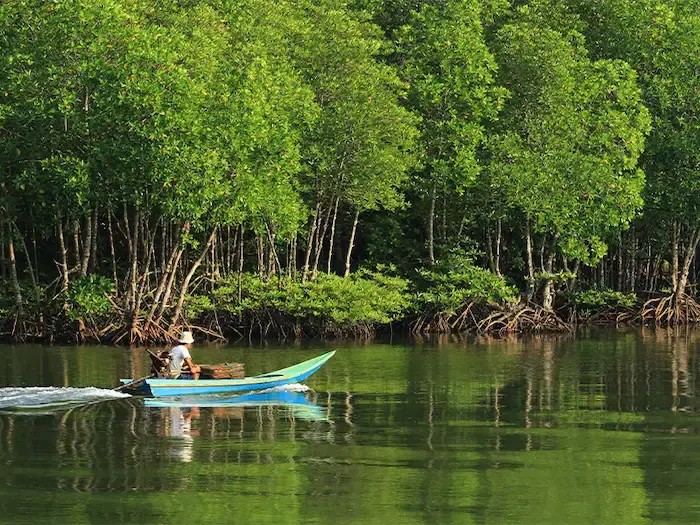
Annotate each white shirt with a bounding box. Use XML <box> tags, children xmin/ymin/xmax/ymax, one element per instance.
<box><xmin>169</xmin><ymin>345</ymin><xmax>192</xmax><ymax>374</ymax></box>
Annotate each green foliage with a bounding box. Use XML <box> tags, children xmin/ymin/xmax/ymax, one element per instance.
<box><xmin>534</xmin><ymin>271</ymin><xmax>577</xmax><ymax>284</ymax></box>
<box><xmin>572</xmin><ymin>0</ymin><xmax>700</xmax><ymax>236</ymax></box>
<box><xmin>569</xmin><ymin>289</ymin><xmax>638</xmax><ymax>315</ymax></box>
<box><xmin>65</xmin><ymin>276</ymin><xmax>114</xmax><ymax>321</ymax></box>
<box><xmin>487</xmin><ymin>13</ymin><xmax>651</xmax><ymax>265</ymax></box>
<box><xmin>414</xmin><ymin>254</ymin><xmax>519</xmax><ymax>315</ymax></box>
<box><xmin>397</xmin><ymin>0</ymin><xmax>506</xmax><ymax>193</ymax></box>
<box><xmin>206</xmin><ymin>270</ymin><xmax>410</xmax><ymax>329</ymax></box>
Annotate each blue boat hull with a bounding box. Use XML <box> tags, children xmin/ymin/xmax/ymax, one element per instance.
<box><xmin>120</xmin><ymin>350</ymin><xmax>335</xmax><ymax>397</ymax></box>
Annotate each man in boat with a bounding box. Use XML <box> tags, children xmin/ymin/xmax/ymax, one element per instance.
<box><xmin>169</xmin><ymin>330</ymin><xmax>201</xmax><ymax>380</ymax></box>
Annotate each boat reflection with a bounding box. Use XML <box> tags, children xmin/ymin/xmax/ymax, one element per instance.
<box><xmin>146</xmin><ymin>390</ymin><xmax>329</xmax><ymax>422</ymax></box>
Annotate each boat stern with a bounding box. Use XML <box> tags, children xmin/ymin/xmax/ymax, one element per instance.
<box><xmin>119</xmin><ymin>379</ymin><xmax>153</xmax><ymax>396</ymax></box>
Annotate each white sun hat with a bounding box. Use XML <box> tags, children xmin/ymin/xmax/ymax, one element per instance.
<box><xmin>178</xmin><ymin>330</ymin><xmax>195</xmax><ymax>344</ymax></box>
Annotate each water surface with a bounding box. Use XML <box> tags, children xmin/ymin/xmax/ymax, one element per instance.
<box><xmin>1</xmin><ymin>329</ymin><xmax>699</xmax><ymax>524</ymax></box>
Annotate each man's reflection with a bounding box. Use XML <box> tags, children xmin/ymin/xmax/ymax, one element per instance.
<box><xmin>167</xmin><ymin>407</ymin><xmax>199</xmax><ymax>462</ymax></box>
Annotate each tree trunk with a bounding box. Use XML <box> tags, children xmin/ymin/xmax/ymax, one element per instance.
<box><xmin>152</xmin><ymin>223</ymin><xmax>187</xmax><ymax>323</ymax></box>
<box><xmin>57</xmin><ymin>217</ymin><xmax>70</xmax><ymax>293</ymax></box>
<box><xmin>650</xmin><ymin>254</ymin><xmax>661</xmax><ymax>293</ymax></box>
<box><xmin>238</xmin><ymin>226</ymin><xmax>244</xmax><ymax>306</ymax></box>
<box><xmin>672</xmin><ymin>222</ymin><xmax>679</xmax><ymax>293</ymax></box>
<box><xmin>12</xmin><ymin>223</ymin><xmax>40</xmax><ymax>304</ymax></box>
<box><xmin>89</xmin><ymin>208</ymin><xmax>98</xmax><ymax>275</ymax></box>
<box><xmin>525</xmin><ymin>218</ymin><xmax>536</xmax><ymax>301</ymax></box>
<box><xmin>31</xmin><ymin>224</ymin><xmax>39</xmax><ymax>282</ymax></box>
<box><xmin>172</xmin><ymin>228</ymin><xmax>217</xmax><ymax>324</ymax></box>
<box><xmin>569</xmin><ymin>260</ymin><xmax>580</xmax><ymax>292</ymax></box>
<box><xmin>291</xmin><ymin>231</ymin><xmax>297</xmax><ymax>281</ymax></box>
<box><xmin>72</xmin><ymin>219</ymin><xmax>81</xmax><ymax>274</ymax></box>
<box><xmin>541</xmin><ymin>233</ymin><xmax>559</xmax><ymax>311</ymax></box>
<box><xmin>302</xmin><ymin>204</ymin><xmax>320</xmax><ymax>283</ymax></box>
<box><xmin>0</xmin><ymin>234</ymin><xmax>6</xmax><ymax>280</ymax></box>
<box><xmin>312</xmin><ymin>205</ymin><xmax>332</xmax><ymax>279</ymax></box>
<box><xmin>127</xmin><ymin>209</ymin><xmax>140</xmax><ymax>314</ymax></box>
<box><xmin>134</xmin><ymin>222</ymin><xmax>157</xmax><ymax>322</ymax></box>
<box><xmin>256</xmin><ymin>234</ymin><xmax>264</xmax><ymax>276</ymax></box>
<box><xmin>265</xmin><ymin>224</ymin><xmax>281</xmax><ymax>276</ymax></box>
<box><xmin>7</xmin><ymin>225</ymin><xmax>22</xmax><ymax>309</ymax></box>
<box><xmin>644</xmin><ymin>245</ymin><xmax>652</xmax><ymax>292</ymax></box>
<box><xmin>344</xmin><ymin>209</ymin><xmax>360</xmax><ymax>278</ymax></box>
<box><xmin>327</xmin><ymin>197</ymin><xmax>340</xmax><ymax>274</ymax></box>
<box><xmin>107</xmin><ymin>208</ymin><xmax>119</xmax><ymax>295</ymax></box>
<box><xmin>627</xmin><ymin>227</ymin><xmax>636</xmax><ymax>292</ymax></box>
<box><xmin>228</xmin><ymin>227</ymin><xmax>238</xmax><ymax>275</ymax></box>
<box><xmin>428</xmin><ymin>184</ymin><xmax>436</xmax><ymax>265</ymax></box>
<box><xmin>675</xmin><ymin>226</ymin><xmax>700</xmax><ymax>301</ymax></box>
<box><xmin>495</xmin><ymin>218</ymin><xmax>502</xmax><ymax>277</ymax></box>
<box><xmin>80</xmin><ymin>211</ymin><xmax>92</xmax><ymax>277</ymax></box>
<box><xmin>441</xmin><ymin>191</ymin><xmax>447</xmax><ymax>241</ymax></box>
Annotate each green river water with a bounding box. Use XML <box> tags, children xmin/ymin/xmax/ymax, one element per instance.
<box><xmin>1</xmin><ymin>329</ymin><xmax>700</xmax><ymax>524</ymax></box>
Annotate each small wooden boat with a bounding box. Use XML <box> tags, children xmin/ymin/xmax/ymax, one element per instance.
<box><xmin>119</xmin><ymin>351</ymin><xmax>336</xmax><ymax>397</ymax></box>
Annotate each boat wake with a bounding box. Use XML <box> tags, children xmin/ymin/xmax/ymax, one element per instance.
<box><xmin>0</xmin><ymin>387</ymin><xmax>130</xmax><ymax>413</ymax></box>
<box><xmin>259</xmin><ymin>383</ymin><xmax>311</xmax><ymax>393</ymax></box>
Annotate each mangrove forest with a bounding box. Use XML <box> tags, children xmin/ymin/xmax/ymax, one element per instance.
<box><xmin>0</xmin><ymin>0</ymin><xmax>699</xmax><ymax>343</ymax></box>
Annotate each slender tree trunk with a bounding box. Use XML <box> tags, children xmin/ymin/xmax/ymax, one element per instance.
<box><xmin>212</xmin><ymin>230</ymin><xmax>221</xmax><ymax>280</ymax></box>
<box><xmin>150</xmin><ymin>223</ymin><xmax>186</xmax><ymax>324</ymax></box>
<box><xmin>89</xmin><ymin>208</ymin><xmax>98</xmax><ymax>274</ymax></box>
<box><xmin>344</xmin><ymin>209</ymin><xmax>360</xmax><ymax>278</ymax></box>
<box><xmin>428</xmin><ymin>184</ymin><xmax>436</xmax><ymax>265</ymax></box>
<box><xmin>676</xmin><ymin>226</ymin><xmax>700</xmax><ymax>301</ymax></box>
<box><xmin>495</xmin><ymin>218</ymin><xmax>502</xmax><ymax>277</ymax></box>
<box><xmin>160</xmin><ymin>220</ymin><xmax>167</xmax><ymax>276</ymax></box>
<box><xmin>542</xmin><ymin>233</ymin><xmax>559</xmax><ymax>311</ymax></box>
<box><xmin>291</xmin><ymin>231</ymin><xmax>297</xmax><ymax>281</ymax></box>
<box><xmin>31</xmin><ymin>224</ymin><xmax>39</xmax><ymax>282</ymax></box>
<box><xmin>0</xmin><ymin>233</ymin><xmax>6</xmax><ymax>280</ymax></box>
<box><xmin>72</xmin><ymin>219</ymin><xmax>81</xmax><ymax>274</ymax></box>
<box><xmin>644</xmin><ymin>245</ymin><xmax>652</xmax><ymax>292</ymax></box>
<box><xmin>172</xmin><ymin>228</ymin><xmax>217</xmax><ymax>324</ymax></box>
<box><xmin>228</xmin><ymin>226</ymin><xmax>238</xmax><ymax>275</ymax></box>
<box><xmin>7</xmin><ymin>225</ymin><xmax>22</xmax><ymax>309</ymax></box>
<box><xmin>256</xmin><ymin>234</ymin><xmax>264</xmax><ymax>276</ymax></box>
<box><xmin>441</xmin><ymin>191</ymin><xmax>447</xmax><ymax>241</ymax></box>
<box><xmin>238</xmin><ymin>226</ymin><xmax>244</xmax><ymax>306</ymax></box>
<box><xmin>80</xmin><ymin>211</ymin><xmax>93</xmax><ymax>277</ymax></box>
<box><xmin>650</xmin><ymin>254</ymin><xmax>661</xmax><ymax>293</ymax></box>
<box><xmin>672</xmin><ymin>222</ymin><xmax>679</xmax><ymax>293</ymax></box>
<box><xmin>302</xmin><ymin>204</ymin><xmax>320</xmax><ymax>283</ymax></box>
<box><xmin>617</xmin><ymin>231</ymin><xmax>623</xmax><ymax>292</ymax></box>
<box><xmin>629</xmin><ymin>229</ymin><xmax>636</xmax><ymax>292</ymax></box>
<box><xmin>569</xmin><ymin>260</ymin><xmax>581</xmax><ymax>292</ymax></box>
<box><xmin>107</xmin><ymin>208</ymin><xmax>119</xmax><ymax>295</ymax></box>
<box><xmin>312</xmin><ymin>205</ymin><xmax>332</xmax><ymax>279</ymax></box>
<box><xmin>134</xmin><ymin>228</ymin><xmax>156</xmax><ymax>321</ymax></box>
<box><xmin>265</xmin><ymin>224</ymin><xmax>281</xmax><ymax>276</ymax></box>
<box><xmin>525</xmin><ymin>218</ymin><xmax>536</xmax><ymax>302</ymax></box>
<box><xmin>127</xmin><ymin>209</ymin><xmax>140</xmax><ymax>314</ymax></box>
<box><xmin>327</xmin><ymin>197</ymin><xmax>340</xmax><ymax>274</ymax></box>
<box><xmin>539</xmin><ymin>235</ymin><xmax>546</xmax><ymax>272</ymax></box>
<box><xmin>57</xmin><ymin>217</ymin><xmax>70</xmax><ymax>293</ymax></box>
<box><xmin>691</xmin><ymin>247</ymin><xmax>697</xmax><ymax>293</ymax></box>
<box><xmin>12</xmin><ymin>223</ymin><xmax>40</xmax><ymax>304</ymax></box>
